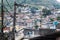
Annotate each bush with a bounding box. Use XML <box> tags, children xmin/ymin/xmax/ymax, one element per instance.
<box><xmin>50</xmin><ymin>18</ymin><xmax>54</xmax><ymax>21</ymax></box>
<box><xmin>42</xmin><ymin>8</ymin><xmax>51</xmax><ymax>17</ymax></box>
<box><xmin>34</xmin><ymin>25</ymin><xmax>39</xmax><ymax>29</ymax></box>
<box><xmin>57</xmin><ymin>17</ymin><xmax>60</xmax><ymax>20</ymax></box>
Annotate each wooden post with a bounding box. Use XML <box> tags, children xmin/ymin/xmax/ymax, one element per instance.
<box><xmin>1</xmin><ymin>0</ymin><xmax>4</xmax><ymax>33</ymax></box>
<box><xmin>13</xmin><ymin>1</ymin><xmax>16</xmax><ymax>40</ymax></box>
<box><xmin>1</xmin><ymin>0</ymin><xmax>4</xmax><ymax>39</ymax></box>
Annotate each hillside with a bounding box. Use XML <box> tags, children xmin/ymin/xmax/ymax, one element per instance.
<box><xmin>0</xmin><ymin>0</ymin><xmax>60</xmax><ymax>12</ymax></box>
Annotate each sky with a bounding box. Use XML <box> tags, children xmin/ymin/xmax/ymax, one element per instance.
<box><xmin>0</xmin><ymin>0</ymin><xmax>1</xmax><ymax>3</ymax></box>
<box><xmin>56</xmin><ymin>0</ymin><xmax>60</xmax><ymax>2</ymax></box>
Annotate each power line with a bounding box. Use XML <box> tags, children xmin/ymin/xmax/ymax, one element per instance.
<box><xmin>5</xmin><ymin>0</ymin><xmax>12</xmax><ymax>9</ymax></box>
<box><xmin>0</xmin><ymin>0</ymin><xmax>4</xmax><ymax>26</ymax></box>
<box><xmin>3</xmin><ymin>5</ymin><xmax>11</xmax><ymax>14</ymax></box>
<box><xmin>3</xmin><ymin>5</ymin><xmax>14</xmax><ymax>18</ymax></box>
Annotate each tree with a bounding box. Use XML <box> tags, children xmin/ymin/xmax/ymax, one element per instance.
<box><xmin>50</xmin><ymin>18</ymin><xmax>54</xmax><ymax>22</ymax></box>
<box><xmin>57</xmin><ymin>16</ymin><xmax>60</xmax><ymax>20</ymax></box>
<box><xmin>42</xmin><ymin>8</ymin><xmax>51</xmax><ymax>17</ymax></box>
<box><xmin>34</xmin><ymin>19</ymin><xmax>39</xmax><ymax>29</ymax></box>
<box><xmin>31</xmin><ymin>7</ymin><xmax>38</xmax><ymax>13</ymax></box>
<box><xmin>34</xmin><ymin>25</ymin><xmax>39</xmax><ymax>29</ymax></box>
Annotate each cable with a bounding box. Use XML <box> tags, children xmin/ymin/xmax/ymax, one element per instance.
<box><xmin>5</xmin><ymin>0</ymin><xmax>12</xmax><ymax>9</ymax></box>
<box><xmin>3</xmin><ymin>6</ymin><xmax>8</xmax><ymax>12</ymax></box>
<box><xmin>3</xmin><ymin>5</ymin><xmax>11</xmax><ymax>14</ymax></box>
<box><xmin>3</xmin><ymin>5</ymin><xmax>14</xmax><ymax>18</ymax></box>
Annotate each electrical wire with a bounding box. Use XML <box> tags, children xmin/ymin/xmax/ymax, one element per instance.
<box><xmin>5</xmin><ymin>0</ymin><xmax>12</xmax><ymax>9</ymax></box>
<box><xmin>3</xmin><ymin>5</ymin><xmax>11</xmax><ymax>15</ymax></box>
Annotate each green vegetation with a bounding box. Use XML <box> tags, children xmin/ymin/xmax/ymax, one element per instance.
<box><xmin>34</xmin><ymin>25</ymin><xmax>39</xmax><ymax>29</ymax></box>
<box><xmin>42</xmin><ymin>8</ymin><xmax>51</xmax><ymax>17</ymax></box>
<box><xmin>50</xmin><ymin>18</ymin><xmax>54</xmax><ymax>21</ymax></box>
<box><xmin>57</xmin><ymin>17</ymin><xmax>60</xmax><ymax>20</ymax></box>
<box><xmin>31</xmin><ymin>7</ymin><xmax>38</xmax><ymax>13</ymax></box>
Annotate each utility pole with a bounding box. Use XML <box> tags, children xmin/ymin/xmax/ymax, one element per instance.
<box><xmin>1</xmin><ymin>0</ymin><xmax>4</xmax><ymax>39</ymax></box>
<box><xmin>1</xmin><ymin>0</ymin><xmax>3</xmax><ymax>33</ymax></box>
<box><xmin>13</xmin><ymin>2</ymin><xmax>27</xmax><ymax>40</ymax></box>
<box><xmin>40</xmin><ymin>12</ymin><xmax>42</xmax><ymax>28</ymax></box>
<box><xmin>12</xmin><ymin>1</ymin><xmax>16</xmax><ymax>40</ymax></box>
